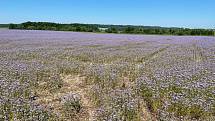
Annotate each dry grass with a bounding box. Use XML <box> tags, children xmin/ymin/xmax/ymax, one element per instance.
<box><xmin>35</xmin><ymin>75</ymin><xmax>96</xmax><ymax>121</ymax></box>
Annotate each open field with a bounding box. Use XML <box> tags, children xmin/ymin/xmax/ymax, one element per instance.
<box><xmin>0</xmin><ymin>30</ymin><xmax>215</xmax><ymax>120</ymax></box>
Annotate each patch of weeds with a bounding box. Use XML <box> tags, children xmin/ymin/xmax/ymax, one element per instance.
<box><xmin>140</xmin><ymin>85</ymin><xmax>163</xmax><ymax>113</ymax></box>
<box><xmin>122</xmin><ymin>107</ymin><xmax>138</xmax><ymax>121</ymax></box>
<box><xmin>168</xmin><ymin>103</ymin><xmax>206</xmax><ymax>120</ymax></box>
<box><xmin>167</xmin><ymin>102</ymin><xmax>189</xmax><ymax>118</ymax></box>
<box><xmin>189</xmin><ymin>104</ymin><xmax>206</xmax><ymax>120</ymax></box>
<box><xmin>57</xmin><ymin>64</ymin><xmax>83</xmax><ymax>75</ymax></box>
<box><xmin>76</xmin><ymin>54</ymin><xmax>91</xmax><ymax>62</ymax></box>
<box><xmin>61</xmin><ymin>93</ymin><xmax>82</xmax><ymax>118</ymax></box>
<box><xmin>168</xmin><ymin>85</ymin><xmax>184</xmax><ymax>93</ymax></box>
<box><xmin>47</xmin><ymin>75</ymin><xmax>63</xmax><ymax>93</ymax></box>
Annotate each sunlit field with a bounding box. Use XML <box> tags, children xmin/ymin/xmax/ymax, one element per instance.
<box><xmin>0</xmin><ymin>30</ymin><xmax>215</xmax><ymax>121</ymax></box>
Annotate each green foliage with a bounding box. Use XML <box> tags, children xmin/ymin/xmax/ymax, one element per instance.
<box><xmin>122</xmin><ymin>107</ymin><xmax>138</xmax><ymax>121</ymax></box>
<box><xmin>151</xmin><ymin>99</ymin><xmax>163</xmax><ymax>113</ymax></box>
<box><xmin>105</xmin><ymin>27</ymin><xmax>118</xmax><ymax>33</ymax></box>
<box><xmin>124</xmin><ymin>27</ymin><xmax>135</xmax><ymax>33</ymax></box>
<box><xmin>10</xmin><ymin>21</ymin><xmax>99</xmax><ymax>32</ymax></box>
<box><xmin>47</xmin><ymin>75</ymin><xmax>63</xmax><ymax>92</ymax></box>
<box><xmin>168</xmin><ymin>85</ymin><xmax>184</xmax><ymax>93</ymax></box>
<box><xmin>189</xmin><ymin>104</ymin><xmax>205</xmax><ymax>119</ymax></box>
<box><xmin>0</xmin><ymin>24</ymin><xmax>9</xmax><ymax>28</ymax></box>
<box><xmin>139</xmin><ymin>85</ymin><xmax>165</xmax><ymax>116</ymax></box>
<box><xmin>168</xmin><ymin>102</ymin><xmax>189</xmax><ymax>117</ymax></box>
<box><xmin>9</xmin><ymin>24</ymin><xmax>17</xmax><ymax>29</ymax></box>
<box><xmin>168</xmin><ymin>103</ymin><xmax>207</xmax><ymax>120</ymax></box>
<box><xmin>9</xmin><ymin>21</ymin><xmax>215</xmax><ymax>36</ymax></box>
<box><xmin>63</xmin><ymin>100</ymin><xmax>81</xmax><ymax>113</ymax></box>
<box><xmin>62</xmin><ymin>95</ymin><xmax>82</xmax><ymax>119</ymax></box>
<box><xmin>140</xmin><ymin>85</ymin><xmax>153</xmax><ymax>99</ymax></box>
<box><xmin>36</xmin><ymin>70</ymin><xmax>63</xmax><ymax>92</ymax></box>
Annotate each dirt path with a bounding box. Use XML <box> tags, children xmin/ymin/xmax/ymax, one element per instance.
<box><xmin>35</xmin><ymin>74</ymin><xmax>154</xmax><ymax>121</ymax></box>
<box><xmin>192</xmin><ymin>44</ymin><xmax>205</xmax><ymax>62</ymax></box>
<box><xmin>35</xmin><ymin>75</ymin><xmax>95</xmax><ymax>121</ymax></box>
<box><xmin>122</xmin><ymin>77</ymin><xmax>155</xmax><ymax>121</ymax></box>
<box><xmin>62</xmin><ymin>75</ymin><xmax>95</xmax><ymax>121</ymax></box>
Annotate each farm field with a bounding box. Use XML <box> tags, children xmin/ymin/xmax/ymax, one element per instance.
<box><xmin>0</xmin><ymin>30</ymin><xmax>215</xmax><ymax>121</ymax></box>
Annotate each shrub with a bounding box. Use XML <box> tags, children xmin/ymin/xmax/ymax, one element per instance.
<box><xmin>61</xmin><ymin>93</ymin><xmax>82</xmax><ymax>118</ymax></box>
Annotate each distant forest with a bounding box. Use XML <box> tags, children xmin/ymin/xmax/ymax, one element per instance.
<box><xmin>9</xmin><ymin>22</ymin><xmax>215</xmax><ymax>36</ymax></box>
<box><xmin>0</xmin><ymin>24</ymin><xmax>9</xmax><ymax>28</ymax></box>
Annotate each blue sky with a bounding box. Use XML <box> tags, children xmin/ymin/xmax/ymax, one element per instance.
<box><xmin>1</xmin><ymin>0</ymin><xmax>215</xmax><ymax>28</ymax></box>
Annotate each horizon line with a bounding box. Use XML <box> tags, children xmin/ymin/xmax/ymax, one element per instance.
<box><xmin>2</xmin><ymin>21</ymin><xmax>215</xmax><ymax>30</ymax></box>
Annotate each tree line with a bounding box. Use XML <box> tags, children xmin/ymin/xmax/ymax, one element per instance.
<box><xmin>0</xmin><ymin>24</ymin><xmax>9</xmax><ymax>28</ymax></box>
<box><xmin>9</xmin><ymin>22</ymin><xmax>99</xmax><ymax>32</ymax></box>
<box><xmin>9</xmin><ymin>22</ymin><xmax>215</xmax><ymax>36</ymax></box>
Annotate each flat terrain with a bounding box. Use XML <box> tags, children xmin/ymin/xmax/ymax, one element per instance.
<box><xmin>0</xmin><ymin>30</ymin><xmax>215</xmax><ymax>120</ymax></box>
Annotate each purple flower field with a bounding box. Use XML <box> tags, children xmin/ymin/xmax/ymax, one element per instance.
<box><xmin>0</xmin><ymin>29</ymin><xmax>215</xmax><ymax>120</ymax></box>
